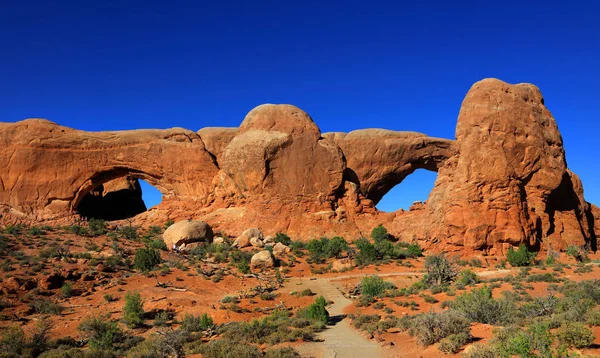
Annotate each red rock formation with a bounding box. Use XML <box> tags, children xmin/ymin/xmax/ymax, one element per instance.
<box><xmin>0</xmin><ymin>79</ymin><xmax>596</xmax><ymax>255</ymax></box>
<box><xmin>389</xmin><ymin>79</ymin><xmax>595</xmax><ymax>254</ymax></box>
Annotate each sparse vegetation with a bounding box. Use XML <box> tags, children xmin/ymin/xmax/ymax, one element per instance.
<box><xmin>506</xmin><ymin>244</ymin><xmax>536</xmax><ymax>267</ymax></box>
<box><xmin>133</xmin><ymin>247</ymin><xmax>161</xmax><ymax>271</ymax></box>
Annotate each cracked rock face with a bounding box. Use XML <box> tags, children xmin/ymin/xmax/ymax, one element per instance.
<box><xmin>0</xmin><ymin>79</ymin><xmax>596</xmax><ymax>255</ymax></box>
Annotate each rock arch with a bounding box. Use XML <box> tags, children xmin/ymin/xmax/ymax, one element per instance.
<box><xmin>324</xmin><ymin>130</ymin><xmax>456</xmax><ymax>204</ymax></box>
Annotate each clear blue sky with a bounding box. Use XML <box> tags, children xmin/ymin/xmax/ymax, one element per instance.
<box><xmin>1</xmin><ymin>1</ymin><xmax>598</xmax><ymax>211</ymax></box>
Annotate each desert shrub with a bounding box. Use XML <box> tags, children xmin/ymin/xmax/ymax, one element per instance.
<box><xmin>405</xmin><ymin>242</ymin><xmax>423</xmax><ymax>258</ymax></box>
<box><xmin>423</xmin><ymin>254</ymin><xmax>458</xmax><ymax>286</ymax></box>
<box><xmin>68</xmin><ymin>225</ymin><xmax>89</xmax><ymax>236</ymax></box>
<box><xmin>327</xmin><ymin>236</ymin><xmax>349</xmax><ymax>258</ymax></box>
<box><xmin>148</xmin><ymin>239</ymin><xmax>167</xmax><ymax>251</ymax></box>
<box><xmin>437</xmin><ymin>332</ymin><xmax>470</xmax><ymax>354</ymax></box>
<box><xmin>78</xmin><ymin>316</ymin><xmax>123</xmax><ymax>350</ymax></box>
<box><xmin>299</xmin><ymin>297</ymin><xmax>329</xmax><ymax>325</ymax></box>
<box><xmin>29</xmin><ymin>226</ymin><xmax>44</xmax><ymax>236</ymax></box>
<box><xmin>180</xmin><ymin>313</ymin><xmax>214</xmax><ymax>332</ymax></box>
<box><xmin>133</xmin><ymin>248</ymin><xmax>161</xmax><ymax>272</ymax></box>
<box><xmin>5</xmin><ymin>224</ymin><xmax>24</xmax><ymax>236</ymax></box>
<box><xmin>123</xmin><ymin>292</ymin><xmax>144</xmax><ymax>328</ymax></box>
<box><xmin>153</xmin><ymin>311</ymin><xmax>169</xmax><ymax>327</ymax></box>
<box><xmin>354</xmin><ymin>237</ymin><xmax>378</xmax><ymax>265</ymax></box>
<box><xmin>448</xmin><ymin>286</ymin><xmax>516</xmax><ymax>325</ymax></box>
<box><xmin>408</xmin><ymin>310</ymin><xmax>471</xmax><ymax>346</ymax></box>
<box><xmin>274</xmin><ymin>233</ymin><xmax>292</xmax><ymax>246</ymax></box>
<box><xmin>221</xmin><ymin>296</ymin><xmax>239</xmax><ymax>304</ymax></box>
<box><xmin>60</xmin><ymin>282</ymin><xmax>73</xmax><ymax>298</ymax></box>
<box><xmin>555</xmin><ymin>322</ymin><xmax>594</xmax><ymax>348</ymax></box>
<box><xmin>260</xmin><ymin>292</ymin><xmax>277</xmax><ymax>301</ymax></box>
<box><xmin>29</xmin><ymin>299</ymin><xmax>63</xmax><ymax>315</ymax></box>
<box><xmin>264</xmin><ymin>347</ymin><xmax>300</xmax><ymax>358</ymax></box>
<box><xmin>371</xmin><ymin>225</ymin><xmax>390</xmax><ymax>242</ymax></box>
<box><xmin>356</xmin><ymin>294</ymin><xmax>375</xmax><ymax>307</ymax></box>
<box><xmin>188</xmin><ymin>338</ymin><xmax>261</xmax><ymax>358</ymax></box>
<box><xmin>88</xmin><ymin>219</ymin><xmax>107</xmax><ymax>236</ymax></box>
<box><xmin>374</xmin><ymin>238</ymin><xmax>394</xmax><ymax>258</ymax></box>
<box><xmin>456</xmin><ymin>269</ymin><xmax>479</xmax><ymax>287</ymax></box>
<box><xmin>520</xmin><ymin>294</ymin><xmax>559</xmax><ymax>318</ymax></box>
<box><xmin>506</xmin><ymin>244</ymin><xmax>536</xmax><ymax>267</ymax></box>
<box><xmin>126</xmin><ymin>334</ymin><xmax>181</xmax><ymax>358</ymax></box>
<box><xmin>361</xmin><ymin>275</ymin><xmax>395</xmax><ymax>297</ymax></box>
<box><xmin>525</xmin><ymin>272</ymin><xmax>559</xmax><ymax>283</ymax></box>
<box><xmin>306</xmin><ymin>237</ymin><xmax>349</xmax><ymax>262</ymax></box>
<box><xmin>0</xmin><ymin>326</ymin><xmax>26</xmax><ymax>355</ymax></box>
<box><xmin>461</xmin><ymin>343</ymin><xmax>497</xmax><ymax>358</ymax></box>
<box><xmin>119</xmin><ymin>226</ymin><xmax>139</xmax><ymax>241</ymax></box>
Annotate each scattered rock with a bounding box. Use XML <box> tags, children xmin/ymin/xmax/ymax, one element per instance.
<box><xmin>234</xmin><ymin>228</ymin><xmax>263</xmax><ymax>248</ymax></box>
<box><xmin>213</xmin><ymin>237</ymin><xmax>225</xmax><ymax>245</ymax></box>
<box><xmin>263</xmin><ymin>235</ymin><xmax>275</xmax><ymax>244</ymax></box>
<box><xmin>272</xmin><ymin>242</ymin><xmax>290</xmax><ymax>258</ymax></box>
<box><xmin>332</xmin><ymin>258</ymin><xmax>353</xmax><ymax>272</ymax></box>
<box><xmin>250</xmin><ymin>237</ymin><xmax>264</xmax><ymax>248</ymax></box>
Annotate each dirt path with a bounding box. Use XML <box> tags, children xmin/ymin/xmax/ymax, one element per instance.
<box><xmin>287</xmin><ymin>268</ymin><xmax>514</xmax><ymax>357</ymax></box>
<box><xmin>289</xmin><ymin>277</ymin><xmax>390</xmax><ymax>358</ymax></box>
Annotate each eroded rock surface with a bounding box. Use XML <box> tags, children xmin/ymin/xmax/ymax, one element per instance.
<box><xmin>0</xmin><ymin>79</ymin><xmax>596</xmax><ymax>255</ymax></box>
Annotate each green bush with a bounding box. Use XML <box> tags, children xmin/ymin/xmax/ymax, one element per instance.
<box><xmin>423</xmin><ymin>254</ymin><xmax>458</xmax><ymax>286</ymax></box>
<box><xmin>306</xmin><ymin>237</ymin><xmax>349</xmax><ymax>262</ymax></box>
<box><xmin>354</xmin><ymin>237</ymin><xmax>378</xmax><ymax>265</ymax></box>
<box><xmin>506</xmin><ymin>244</ymin><xmax>536</xmax><ymax>267</ymax></box>
<box><xmin>0</xmin><ymin>326</ymin><xmax>26</xmax><ymax>355</ymax></box>
<box><xmin>148</xmin><ymin>239</ymin><xmax>167</xmax><ymax>251</ymax></box>
<box><xmin>133</xmin><ymin>248</ymin><xmax>161</xmax><ymax>272</ymax></box>
<box><xmin>189</xmin><ymin>339</ymin><xmax>261</xmax><ymax>358</ymax></box>
<box><xmin>180</xmin><ymin>313</ymin><xmax>214</xmax><ymax>332</ymax></box>
<box><xmin>123</xmin><ymin>292</ymin><xmax>144</xmax><ymax>328</ymax></box>
<box><xmin>88</xmin><ymin>219</ymin><xmax>107</xmax><ymax>236</ymax></box>
<box><xmin>119</xmin><ymin>226</ymin><xmax>139</xmax><ymax>241</ymax></box>
<box><xmin>29</xmin><ymin>299</ymin><xmax>63</xmax><ymax>315</ymax></box>
<box><xmin>408</xmin><ymin>310</ymin><xmax>471</xmax><ymax>346</ymax></box>
<box><xmin>60</xmin><ymin>282</ymin><xmax>73</xmax><ymax>298</ymax></box>
<box><xmin>456</xmin><ymin>269</ymin><xmax>479</xmax><ymax>287</ymax></box>
<box><xmin>555</xmin><ymin>322</ymin><xmax>594</xmax><ymax>348</ymax></box>
<box><xmin>371</xmin><ymin>225</ymin><xmax>390</xmax><ymax>242</ymax></box>
<box><xmin>361</xmin><ymin>275</ymin><xmax>395</xmax><ymax>297</ymax></box>
<box><xmin>264</xmin><ymin>347</ymin><xmax>301</xmax><ymax>358</ymax></box>
<box><xmin>448</xmin><ymin>286</ymin><xmax>516</xmax><ymax>325</ymax></box>
<box><xmin>301</xmin><ymin>296</ymin><xmax>329</xmax><ymax>325</ymax></box>
<box><xmin>274</xmin><ymin>233</ymin><xmax>292</xmax><ymax>246</ymax></box>
<box><xmin>437</xmin><ymin>332</ymin><xmax>470</xmax><ymax>354</ymax></box>
<box><xmin>78</xmin><ymin>315</ymin><xmax>123</xmax><ymax>350</ymax></box>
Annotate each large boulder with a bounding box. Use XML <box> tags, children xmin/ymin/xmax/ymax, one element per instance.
<box><xmin>250</xmin><ymin>250</ymin><xmax>274</xmax><ymax>270</ymax></box>
<box><xmin>163</xmin><ymin>220</ymin><xmax>213</xmax><ymax>250</ymax></box>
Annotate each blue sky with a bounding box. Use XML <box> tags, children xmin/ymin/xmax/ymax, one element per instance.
<box><xmin>1</xmin><ymin>1</ymin><xmax>598</xmax><ymax>211</ymax></box>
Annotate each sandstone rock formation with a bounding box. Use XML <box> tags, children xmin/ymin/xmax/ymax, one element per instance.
<box><xmin>0</xmin><ymin>79</ymin><xmax>596</xmax><ymax>255</ymax></box>
<box><xmin>163</xmin><ymin>220</ymin><xmax>214</xmax><ymax>250</ymax></box>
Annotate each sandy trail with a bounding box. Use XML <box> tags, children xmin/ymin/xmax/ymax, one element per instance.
<box><xmin>289</xmin><ymin>277</ymin><xmax>390</xmax><ymax>358</ymax></box>
<box><xmin>288</xmin><ymin>268</ymin><xmax>513</xmax><ymax>357</ymax></box>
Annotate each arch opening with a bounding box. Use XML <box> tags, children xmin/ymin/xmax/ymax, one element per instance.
<box><xmin>375</xmin><ymin>169</ymin><xmax>438</xmax><ymax>212</ymax></box>
<box><xmin>75</xmin><ymin>172</ymin><xmax>164</xmax><ymax>221</ymax></box>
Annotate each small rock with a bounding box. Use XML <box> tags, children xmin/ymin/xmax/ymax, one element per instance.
<box><xmin>213</xmin><ymin>237</ymin><xmax>225</xmax><ymax>244</ymax></box>
<box><xmin>272</xmin><ymin>242</ymin><xmax>290</xmax><ymax>258</ymax></box>
<box><xmin>250</xmin><ymin>237</ymin><xmax>264</xmax><ymax>248</ymax></box>
<box><xmin>233</xmin><ymin>228</ymin><xmax>263</xmax><ymax>248</ymax></box>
